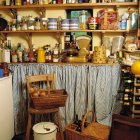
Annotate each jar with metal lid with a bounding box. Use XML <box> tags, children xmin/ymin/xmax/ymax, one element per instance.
<box><xmin>40</xmin><ymin>17</ymin><xmax>48</xmax><ymax>30</ymax></box>
<box><xmin>28</xmin><ymin>17</ymin><xmax>35</xmax><ymax>30</ymax></box>
<box><xmin>35</xmin><ymin>17</ymin><xmax>41</xmax><ymax>30</ymax></box>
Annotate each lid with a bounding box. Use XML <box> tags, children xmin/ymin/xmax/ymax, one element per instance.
<box><xmin>33</xmin><ymin>122</ymin><xmax>57</xmax><ymax>134</ymax></box>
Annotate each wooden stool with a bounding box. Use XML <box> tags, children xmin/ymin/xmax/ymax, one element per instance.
<box><xmin>25</xmin><ymin>74</ymin><xmax>64</xmax><ymax>140</ymax></box>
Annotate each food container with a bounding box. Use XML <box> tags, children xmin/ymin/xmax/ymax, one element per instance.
<box><xmin>69</xmin><ymin>19</ymin><xmax>79</xmax><ymax>30</ymax></box>
<box><xmin>48</xmin><ymin>18</ymin><xmax>57</xmax><ymax>30</ymax></box>
<box><xmin>37</xmin><ymin>47</ymin><xmax>45</xmax><ymax>63</ymax></box>
<box><xmin>112</xmin><ymin>36</ymin><xmax>124</xmax><ymax>54</ymax></box>
<box><xmin>33</xmin><ymin>122</ymin><xmax>57</xmax><ymax>140</ymax></box>
<box><xmin>61</xmin><ymin>19</ymin><xmax>69</xmax><ymax>30</ymax></box>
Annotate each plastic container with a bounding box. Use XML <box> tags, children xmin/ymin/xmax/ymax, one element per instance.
<box><xmin>112</xmin><ymin>36</ymin><xmax>124</xmax><ymax>54</ymax></box>
<box><xmin>33</xmin><ymin>122</ymin><xmax>57</xmax><ymax>140</ymax></box>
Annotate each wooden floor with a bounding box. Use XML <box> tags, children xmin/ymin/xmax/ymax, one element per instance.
<box><xmin>12</xmin><ymin>132</ymin><xmax>64</xmax><ymax>140</ymax></box>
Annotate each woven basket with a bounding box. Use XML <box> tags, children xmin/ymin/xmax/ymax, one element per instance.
<box><xmin>30</xmin><ymin>89</ymin><xmax>68</xmax><ymax>109</ymax></box>
<box><xmin>65</xmin><ymin>110</ymin><xmax>110</xmax><ymax>140</ymax></box>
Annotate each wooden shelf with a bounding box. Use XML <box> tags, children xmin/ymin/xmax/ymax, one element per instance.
<box><xmin>0</xmin><ymin>2</ymin><xmax>138</xmax><ymax>10</ymax></box>
<box><xmin>0</xmin><ymin>29</ymin><xmax>136</xmax><ymax>33</ymax></box>
<box><xmin>133</xmin><ymin>102</ymin><xmax>140</xmax><ymax>105</ymax></box>
<box><xmin>122</xmin><ymin>49</ymin><xmax>140</xmax><ymax>53</ymax></box>
<box><xmin>132</xmin><ymin>110</ymin><xmax>140</xmax><ymax>113</ymax></box>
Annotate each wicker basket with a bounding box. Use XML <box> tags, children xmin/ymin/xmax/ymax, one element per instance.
<box><xmin>65</xmin><ymin>110</ymin><xmax>110</xmax><ymax>140</ymax></box>
<box><xmin>30</xmin><ymin>89</ymin><xmax>68</xmax><ymax>109</ymax></box>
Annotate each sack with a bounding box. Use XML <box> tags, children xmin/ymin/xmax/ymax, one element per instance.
<box><xmin>81</xmin><ymin>110</ymin><xmax>111</xmax><ymax>140</ymax></box>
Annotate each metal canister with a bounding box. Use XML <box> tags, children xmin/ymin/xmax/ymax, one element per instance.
<box><xmin>37</xmin><ymin>47</ymin><xmax>45</xmax><ymax>63</ymax></box>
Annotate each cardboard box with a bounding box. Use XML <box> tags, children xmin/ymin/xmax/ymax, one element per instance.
<box><xmin>97</xmin><ymin>9</ymin><xmax>118</xmax><ymax>30</ymax></box>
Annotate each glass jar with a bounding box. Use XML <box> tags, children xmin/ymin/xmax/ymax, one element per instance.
<box><xmin>40</xmin><ymin>17</ymin><xmax>48</xmax><ymax>30</ymax></box>
<box><xmin>79</xmin><ymin>10</ymin><xmax>88</xmax><ymax>30</ymax></box>
<box><xmin>28</xmin><ymin>17</ymin><xmax>35</xmax><ymax>30</ymax></box>
<box><xmin>35</xmin><ymin>17</ymin><xmax>41</xmax><ymax>30</ymax></box>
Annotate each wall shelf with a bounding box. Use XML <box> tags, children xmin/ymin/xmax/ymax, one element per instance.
<box><xmin>0</xmin><ymin>2</ymin><xmax>138</xmax><ymax>10</ymax></box>
<box><xmin>0</xmin><ymin>29</ymin><xmax>136</xmax><ymax>33</ymax></box>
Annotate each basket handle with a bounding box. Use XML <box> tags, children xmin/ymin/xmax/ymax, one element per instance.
<box><xmin>46</xmin><ymin>76</ymin><xmax>51</xmax><ymax>96</ymax></box>
<box><xmin>81</xmin><ymin>110</ymin><xmax>96</xmax><ymax>132</ymax></box>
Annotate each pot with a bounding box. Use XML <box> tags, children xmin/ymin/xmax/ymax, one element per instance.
<box><xmin>33</xmin><ymin>122</ymin><xmax>57</xmax><ymax>140</ymax></box>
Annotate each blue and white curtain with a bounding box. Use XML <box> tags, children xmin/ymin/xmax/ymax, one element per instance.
<box><xmin>9</xmin><ymin>63</ymin><xmax>120</xmax><ymax>134</ymax></box>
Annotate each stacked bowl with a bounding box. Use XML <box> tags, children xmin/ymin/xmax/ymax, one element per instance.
<box><xmin>48</xmin><ymin>18</ymin><xmax>57</xmax><ymax>30</ymax></box>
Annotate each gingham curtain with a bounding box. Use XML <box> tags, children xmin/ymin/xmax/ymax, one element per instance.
<box><xmin>9</xmin><ymin>63</ymin><xmax>120</xmax><ymax>134</ymax></box>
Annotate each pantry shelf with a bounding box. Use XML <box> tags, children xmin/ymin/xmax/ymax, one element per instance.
<box><xmin>0</xmin><ymin>2</ymin><xmax>138</xmax><ymax>10</ymax></box>
<box><xmin>0</xmin><ymin>29</ymin><xmax>136</xmax><ymax>33</ymax></box>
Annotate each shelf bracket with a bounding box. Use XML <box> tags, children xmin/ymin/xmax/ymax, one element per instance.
<box><xmin>56</xmin><ymin>32</ymin><xmax>62</xmax><ymax>44</ymax></box>
<box><xmin>101</xmin><ymin>32</ymin><xmax>105</xmax><ymax>45</ymax></box>
<box><xmin>0</xmin><ymin>33</ymin><xmax>7</xmax><ymax>41</ymax></box>
<box><xmin>114</xmin><ymin>5</ymin><xmax>119</xmax><ymax>12</ymax></box>
<box><xmin>9</xmin><ymin>8</ymin><xmax>17</xmax><ymax>19</ymax></box>
<box><xmin>38</xmin><ymin>8</ymin><xmax>46</xmax><ymax>17</ymax></box>
<box><xmin>25</xmin><ymin>33</ymin><xmax>32</xmax><ymax>49</ymax></box>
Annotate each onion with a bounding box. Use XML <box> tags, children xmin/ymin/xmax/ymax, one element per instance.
<box><xmin>29</xmin><ymin>87</ymin><xmax>35</xmax><ymax>94</ymax></box>
<box><xmin>32</xmin><ymin>92</ymin><xmax>39</xmax><ymax>97</ymax></box>
<box><xmin>39</xmin><ymin>91</ymin><xmax>46</xmax><ymax>97</ymax></box>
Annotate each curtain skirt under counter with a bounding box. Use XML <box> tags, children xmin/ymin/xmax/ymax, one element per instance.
<box><xmin>9</xmin><ymin>63</ymin><xmax>120</xmax><ymax>135</ymax></box>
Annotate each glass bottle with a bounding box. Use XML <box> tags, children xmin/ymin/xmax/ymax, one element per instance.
<box><xmin>52</xmin><ymin>44</ymin><xmax>59</xmax><ymax>63</ymax></box>
<box><xmin>23</xmin><ymin>48</ymin><xmax>29</xmax><ymax>62</ymax></box>
<box><xmin>74</xmin><ymin>114</ymin><xmax>79</xmax><ymax>125</ymax></box>
<box><xmin>12</xmin><ymin>50</ymin><xmax>18</xmax><ymax>63</ymax></box>
<box><xmin>45</xmin><ymin>47</ymin><xmax>49</xmax><ymax>63</ymax></box>
<box><xmin>71</xmin><ymin>33</ymin><xmax>76</xmax><ymax>49</ymax></box>
<box><xmin>79</xmin><ymin>10</ymin><xmax>88</xmax><ymax>30</ymax></box>
<box><xmin>29</xmin><ymin>48</ymin><xmax>35</xmax><ymax>62</ymax></box>
<box><xmin>17</xmin><ymin>43</ymin><xmax>23</xmax><ymax>62</ymax></box>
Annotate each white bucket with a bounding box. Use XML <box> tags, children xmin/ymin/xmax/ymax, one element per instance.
<box><xmin>33</xmin><ymin>122</ymin><xmax>57</xmax><ymax>140</ymax></box>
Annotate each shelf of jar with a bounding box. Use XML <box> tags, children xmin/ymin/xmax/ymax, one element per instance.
<box><xmin>0</xmin><ymin>29</ymin><xmax>137</xmax><ymax>33</ymax></box>
<box><xmin>0</xmin><ymin>2</ymin><xmax>138</xmax><ymax>10</ymax></box>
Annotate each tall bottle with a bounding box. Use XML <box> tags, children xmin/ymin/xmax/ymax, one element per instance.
<box><xmin>74</xmin><ymin>114</ymin><xmax>79</xmax><ymax>125</ymax></box>
<box><xmin>71</xmin><ymin>33</ymin><xmax>76</xmax><ymax>49</ymax></box>
<box><xmin>3</xmin><ymin>40</ymin><xmax>11</xmax><ymax>63</ymax></box>
<box><xmin>17</xmin><ymin>43</ymin><xmax>23</xmax><ymax>62</ymax></box>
